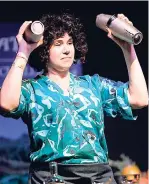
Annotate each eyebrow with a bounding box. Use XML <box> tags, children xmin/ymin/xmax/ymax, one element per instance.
<box><xmin>55</xmin><ymin>38</ymin><xmax>73</xmax><ymax>42</ymax></box>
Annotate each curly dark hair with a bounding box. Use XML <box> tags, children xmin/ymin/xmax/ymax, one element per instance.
<box><xmin>28</xmin><ymin>12</ymin><xmax>88</xmax><ymax>72</ymax></box>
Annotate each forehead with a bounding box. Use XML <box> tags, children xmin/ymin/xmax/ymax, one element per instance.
<box><xmin>55</xmin><ymin>33</ymin><xmax>72</xmax><ymax>41</ymax></box>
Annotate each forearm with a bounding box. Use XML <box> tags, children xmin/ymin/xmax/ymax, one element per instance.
<box><xmin>0</xmin><ymin>21</ymin><xmax>43</xmax><ymax>111</ymax></box>
<box><xmin>122</xmin><ymin>45</ymin><xmax>148</xmax><ymax>108</ymax></box>
<box><xmin>0</xmin><ymin>54</ymin><xmax>28</xmax><ymax>111</ymax></box>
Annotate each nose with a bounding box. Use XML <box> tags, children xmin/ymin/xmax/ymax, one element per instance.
<box><xmin>62</xmin><ymin>45</ymin><xmax>70</xmax><ymax>54</ymax></box>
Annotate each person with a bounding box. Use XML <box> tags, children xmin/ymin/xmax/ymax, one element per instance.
<box><xmin>0</xmin><ymin>12</ymin><xmax>148</xmax><ymax>184</ymax></box>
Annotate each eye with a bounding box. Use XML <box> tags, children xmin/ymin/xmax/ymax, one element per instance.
<box><xmin>68</xmin><ymin>40</ymin><xmax>73</xmax><ymax>45</ymax></box>
<box><xmin>54</xmin><ymin>42</ymin><xmax>61</xmax><ymax>46</ymax></box>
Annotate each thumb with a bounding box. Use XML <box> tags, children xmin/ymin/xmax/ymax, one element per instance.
<box><xmin>106</xmin><ymin>27</ymin><xmax>114</xmax><ymax>39</ymax></box>
<box><xmin>30</xmin><ymin>36</ymin><xmax>44</xmax><ymax>50</ymax></box>
<box><xmin>36</xmin><ymin>36</ymin><xmax>44</xmax><ymax>47</ymax></box>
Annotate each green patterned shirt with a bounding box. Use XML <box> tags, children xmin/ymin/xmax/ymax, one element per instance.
<box><xmin>0</xmin><ymin>73</ymin><xmax>136</xmax><ymax>164</ymax></box>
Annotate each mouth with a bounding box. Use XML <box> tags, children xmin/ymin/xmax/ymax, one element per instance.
<box><xmin>61</xmin><ymin>57</ymin><xmax>71</xmax><ymax>60</ymax></box>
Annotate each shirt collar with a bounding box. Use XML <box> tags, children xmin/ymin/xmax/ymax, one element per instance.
<box><xmin>38</xmin><ymin>72</ymin><xmax>77</xmax><ymax>90</ymax></box>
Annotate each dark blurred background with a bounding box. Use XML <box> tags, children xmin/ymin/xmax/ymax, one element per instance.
<box><xmin>0</xmin><ymin>1</ymin><xmax>148</xmax><ymax>181</ymax></box>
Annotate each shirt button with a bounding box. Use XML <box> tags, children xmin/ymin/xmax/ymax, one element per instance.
<box><xmin>90</xmin><ymin>136</ymin><xmax>95</xmax><ymax>140</ymax></box>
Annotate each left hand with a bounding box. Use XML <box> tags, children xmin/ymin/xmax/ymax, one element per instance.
<box><xmin>107</xmin><ymin>14</ymin><xmax>134</xmax><ymax>52</ymax></box>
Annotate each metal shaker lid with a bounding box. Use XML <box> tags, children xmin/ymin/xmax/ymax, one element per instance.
<box><xmin>31</xmin><ymin>21</ymin><xmax>44</xmax><ymax>35</ymax></box>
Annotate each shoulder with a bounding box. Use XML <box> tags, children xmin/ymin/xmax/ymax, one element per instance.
<box><xmin>22</xmin><ymin>78</ymin><xmax>32</xmax><ymax>88</ymax></box>
<box><xmin>22</xmin><ymin>75</ymin><xmax>41</xmax><ymax>86</ymax></box>
<box><xmin>21</xmin><ymin>75</ymin><xmax>40</xmax><ymax>91</ymax></box>
<box><xmin>73</xmin><ymin>74</ymin><xmax>104</xmax><ymax>90</ymax></box>
<box><xmin>76</xmin><ymin>74</ymin><xmax>101</xmax><ymax>82</ymax></box>
<box><xmin>79</xmin><ymin>74</ymin><xmax>105</xmax><ymax>87</ymax></box>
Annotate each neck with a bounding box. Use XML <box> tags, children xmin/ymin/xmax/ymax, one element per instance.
<box><xmin>45</xmin><ymin>67</ymin><xmax>70</xmax><ymax>82</ymax></box>
<box><xmin>45</xmin><ymin>68</ymin><xmax>70</xmax><ymax>93</ymax></box>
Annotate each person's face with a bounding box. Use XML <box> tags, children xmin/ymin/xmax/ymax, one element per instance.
<box><xmin>48</xmin><ymin>33</ymin><xmax>75</xmax><ymax>72</ymax></box>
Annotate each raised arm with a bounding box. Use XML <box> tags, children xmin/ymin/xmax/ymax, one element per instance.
<box><xmin>107</xmin><ymin>14</ymin><xmax>148</xmax><ymax>109</ymax></box>
<box><xmin>122</xmin><ymin>44</ymin><xmax>148</xmax><ymax>109</ymax></box>
<box><xmin>0</xmin><ymin>21</ymin><xmax>43</xmax><ymax>111</ymax></box>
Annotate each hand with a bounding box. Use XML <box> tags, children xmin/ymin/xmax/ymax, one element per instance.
<box><xmin>106</xmin><ymin>14</ymin><xmax>134</xmax><ymax>52</ymax></box>
<box><xmin>16</xmin><ymin>21</ymin><xmax>43</xmax><ymax>58</ymax></box>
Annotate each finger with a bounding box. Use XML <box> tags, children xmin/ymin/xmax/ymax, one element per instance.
<box><xmin>119</xmin><ymin>16</ymin><xmax>133</xmax><ymax>26</ymax></box>
<box><xmin>16</xmin><ymin>34</ymin><xmax>23</xmax><ymax>39</ymax></box>
<box><xmin>128</xmin><ymin>20</ymin><xmax>133</xmax><ymax>26</ymax></box>
<box><xmin>106</xmin><ymin>29</ymin><xmax>119</xmax><ymax>42</ymax></box>
<box><xmin>107</xmin><ymin>32</ymin><xmax>114</xmax><ymax>40</ymax></box>
<box><xmin>36</xmin><ymin>35</ymin><xmax>44</xmax><ymax>46</ymax></box>
<box><xmin>16</xmin><ymin>34</ymin><xmax>23</xmax><ymax>42</ymax></box>
<box><xmin>30</xmin><ymin>36</ymin><xmax>44</xmax><ymax>50</ymax></box>
<box><xmin>123</xmin><ymin>17</ymin><xmax>129</xmax><ymax>22</ymax></box>
<box><xmin>117</xmin><ymin>14</ymin><xmax>125</xmax><ymax>19</ymax></box>
<box><xmin>18</xmin><ymin>21</ymin><xmax>32</xmax><ymax>35</ymax></box>
<box><xmin>118</xmin><ymin>14</ymin><xmax>128</xmax><ymax>21</ymax></box>
<box><xmin>36</xmin><ymin>37</ymin><xmax>43</xmax><ymax>47</ymax></box>
<box><xmin>107</xmin><ymin>30</ymin><xmax>114</xmax><ymax>40</ymax></box>
<box><xmin>106</xmin><ymin>28</ymin><xmax>114</xmax><ymax>39</ymax></box>
<box><xmin>118</xmin><ymin>14</ymin><xmax>132</xmax><ymax>24</ymax></box>
<box><xmin>106</xmin><ymin>27</ymin><xmax>112</xmax><ymax>34</ymax></box>
<box><xmin>40</xmin><ymin>35</ymin><xmax>44</xmax><ymax>42</ymax></box>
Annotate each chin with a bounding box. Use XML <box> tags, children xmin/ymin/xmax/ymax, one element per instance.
<box><xmin>61</xmin><ymin>63</ymin><xmax>73</xmax><ymax>69</ymax></box>
<box><xmin>56</xmin><ymin>66</ymin><xmax>70</xmax><ymax>72</ymax></box>
<box><xmin>52</xmin><ymin>62</ymin><xmax>73</xmax><ymax>72</ymax></box>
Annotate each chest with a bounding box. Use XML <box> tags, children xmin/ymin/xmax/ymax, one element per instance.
<box><xmin>29</xmin><ymin>83</ymin><xmax>103</xmax><ymax>126</ymax></box>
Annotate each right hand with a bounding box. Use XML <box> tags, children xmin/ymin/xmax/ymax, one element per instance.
<box><xmin>16</xmin><ymin>21</ymin><xmax>43</xmax><ymax>58</ymax></box>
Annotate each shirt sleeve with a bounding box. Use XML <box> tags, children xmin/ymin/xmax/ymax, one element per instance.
<box><xmin>0</xmin><ymin>80</ymin><xmax>31</xmax><ymax>120</ymax></box>
<box><xmin>92</xmin><ymin>74</ymin><xmax>137</xmax><ymax>120</ymax></box>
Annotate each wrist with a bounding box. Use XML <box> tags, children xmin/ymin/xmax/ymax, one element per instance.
<box><xmin>16</xmin><ymin>52</ymin><xmax>29</xmax><ymax>62</ymax></box>
<box><xmin>12</xmin><ymin>58</ymin><xmax>27</xmax><ymax>70</ymax></box>
<box><xmin>122</xmin><ymin>45</ymin><xmax>137</xmax><ymax>63</ymax></box>
<box><xmin>17</xmin><ymin>48</ymin><xmax>31</xmax><ymax>59</ymax></box>
<box><xmin>121</xmin><ymin>44</ymin><xmax>135</xmax><ymax>54</ymax></box>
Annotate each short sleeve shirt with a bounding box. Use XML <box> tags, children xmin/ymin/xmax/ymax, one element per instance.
<box><xmin>0</xmin><ymin>73</ymin><xmax>136</xmax><ymax>164</ymax></box>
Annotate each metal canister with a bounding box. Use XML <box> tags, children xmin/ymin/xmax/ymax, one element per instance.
<box><xmin>24</xmin><ymin>20</ymin><xmax>44</xmax><ymax>43</ymax></box>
